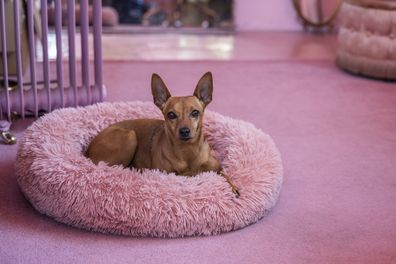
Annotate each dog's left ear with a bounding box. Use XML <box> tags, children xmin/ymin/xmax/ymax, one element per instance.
<box><xmin>152</xmin><ymin>73</ymin><xmax>171</xmax><ymax>110</ymax></box>
<box><xmin>194</xmin><ymin>72</ymin><xmax>213</xmax><ymax>107</ymax></box>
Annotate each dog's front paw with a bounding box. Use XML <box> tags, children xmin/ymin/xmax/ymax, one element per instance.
<box><xmin>232</xmin><ymin>187</ymin><xmax>240</xmax><ymax>198</ymax></box>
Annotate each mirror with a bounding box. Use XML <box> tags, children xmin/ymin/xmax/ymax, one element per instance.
<box><xmin>292</xmin><ymin>0</ymin><xmax>342</xmax><ymax>31</ymax></box>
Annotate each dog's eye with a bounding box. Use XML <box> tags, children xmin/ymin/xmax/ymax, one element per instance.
<box><xmin>191</xmin><ymin>110</ymin><xmax>200</xmax><ymax>118</ymax></box>
<box><xmin>167</xmin><ymin>112</ymin><xmax>177</xmax><ymax>120</ymax></box>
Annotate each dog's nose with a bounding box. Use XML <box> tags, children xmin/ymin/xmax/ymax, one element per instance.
<box><xmin>179</xmin><ymin>127</ymin><xmax>190</xmax><ymax>138</ymax></box>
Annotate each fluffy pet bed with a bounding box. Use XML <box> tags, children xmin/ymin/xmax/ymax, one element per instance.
<box><xmin>15</xmin><ymin>101</ymin><xmax>283</xmax><ymax>237</ymax></box>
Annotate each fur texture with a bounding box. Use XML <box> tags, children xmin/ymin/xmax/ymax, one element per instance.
<box><xmin>15</xmin><ymin>101</ymin><xmax>283</xmax><ymax>237</ymax></box>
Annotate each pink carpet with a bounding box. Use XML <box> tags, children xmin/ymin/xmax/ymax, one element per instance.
<box><xmin>1</xmin><ymin>60</ymin><xmax>396</xmax><ymax>263</ymax></box>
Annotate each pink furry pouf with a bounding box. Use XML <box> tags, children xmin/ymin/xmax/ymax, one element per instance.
<box><xmin>16</xmin><ymin>101</ymin><xmax>283</xmax><ymax>237</ymax></box>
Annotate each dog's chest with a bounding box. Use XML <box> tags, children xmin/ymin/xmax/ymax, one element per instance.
<box><xmin>151</xmin><ymin>145</ymin><xmax>210</xmax><ymax>176</ymax></box>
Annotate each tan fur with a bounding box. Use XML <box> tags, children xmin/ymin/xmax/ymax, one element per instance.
<box><xmin>86</xmin><ymin>72</ymin><xmax>239</xmax><ymax>197</ymax></box>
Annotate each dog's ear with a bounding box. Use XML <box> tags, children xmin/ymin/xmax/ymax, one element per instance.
<box><xmin>151</xmin><ymin>73</ymin><xmax>171</xmax><ymax>110</ymax></box>
<box><xmin>194</xmin><ymin>72</ymin><xmax>213</xmax><ymax>107</ymax></box>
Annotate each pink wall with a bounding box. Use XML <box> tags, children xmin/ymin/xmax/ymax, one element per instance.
<box><xmin>234</xmin><ymin>0</ymin><xmax>301</xmax><ymax>31</ymax></box>
<box><xmin>234</xmin><ymin>0</ymin><xmax>340</xmax><ymax>31</ymax></box>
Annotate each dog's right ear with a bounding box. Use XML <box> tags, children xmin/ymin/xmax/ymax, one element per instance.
<box><xmin>194</xmin><ymin>72</ymin><xmax>213</xmax><ymax>107</ymax></box>
<box><xmin>151</xmin><ymin>73</ymin><xmax>171</xmax><ymax>110</ymax></box>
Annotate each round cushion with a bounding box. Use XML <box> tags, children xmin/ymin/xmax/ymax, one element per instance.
<box><xmin>16</xmin><ymin>101</ymin><xmax>283</xmax><ymax>237</ymax></box>
<box><xmin>336</xmin><ymin>0</ymin><xmax>396</xmax><ymax>80</ymax></box>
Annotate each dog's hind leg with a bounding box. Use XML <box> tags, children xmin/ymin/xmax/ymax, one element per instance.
<box><xmin>86</xmin><ymin>126</ymin><xmax>137</xmax><ymax>168</ymax></box>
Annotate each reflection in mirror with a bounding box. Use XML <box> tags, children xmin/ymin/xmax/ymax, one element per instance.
<box><xmin>102</xmin><ymin>0</ymin><xmax>234</xmax><ymax>32</ymax></box>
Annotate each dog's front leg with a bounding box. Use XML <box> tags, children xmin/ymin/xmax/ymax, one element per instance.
<box><xmin>219</xmin><ymin>171</ymin><xmax>240</xmax><ymax>198</ymax></box>
<box><xmin>203</xmin><ymin>156</ymin><xmax>240</xmax><ymax>198</ymax></box>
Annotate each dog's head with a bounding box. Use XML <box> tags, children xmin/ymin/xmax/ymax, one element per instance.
<box><xmin>151</xmin><ymin>72</ymin><xmax>213</xmax><ymax>143</ymax></box>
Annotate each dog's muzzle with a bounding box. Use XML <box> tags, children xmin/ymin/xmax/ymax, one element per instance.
<box><xmin>179</xmin><ymin>127</ymin><xmax>191</xmax><ymax>141</ymax></box>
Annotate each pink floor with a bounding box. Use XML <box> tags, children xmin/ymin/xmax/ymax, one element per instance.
<box><xmin>1</xmin><ymin>33</ymin><xmax>396</xmax><ymax>263</ymax></box>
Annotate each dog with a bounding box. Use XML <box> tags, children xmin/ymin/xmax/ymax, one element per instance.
<box><xmin>86</xmin><ymin>72</ymin><xmax>240</xmax><ymax>197</ymax></box>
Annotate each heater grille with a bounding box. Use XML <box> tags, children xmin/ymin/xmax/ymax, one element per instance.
<box><xmin>0</xmin><ymin>0</ymin><xmax>105</xmax><ymax>143</ymax></box>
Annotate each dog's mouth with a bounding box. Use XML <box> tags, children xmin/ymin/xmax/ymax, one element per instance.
<box><xmin>179</xmin><ymin>136</ymin><xmax>192</xmax><ymax>142</ymax></box>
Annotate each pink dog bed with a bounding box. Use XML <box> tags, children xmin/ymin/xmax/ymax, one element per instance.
<box><xmin>16</xmin><ymin>101</ymin><xmax>283</xmax><ymax>237</ymax></box>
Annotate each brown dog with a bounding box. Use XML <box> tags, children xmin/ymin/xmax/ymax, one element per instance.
<box><xmin>86</xmin><ymin>72</ymin><xmax>239</xmax><ymax>197</ymax></box>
